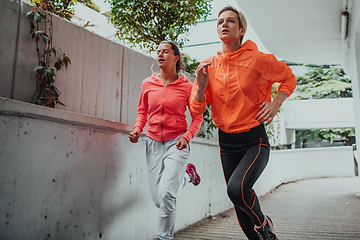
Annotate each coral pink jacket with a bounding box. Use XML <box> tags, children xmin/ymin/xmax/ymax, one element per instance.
<box><xmin>190</xmin><ymin>40</ymin><xmax>297</xmax><ymax>133</ymax></box>
<box><xmin>134</xmin><ymin>73</ymin><xmax>203</xmax><ymax>142</ymax></box>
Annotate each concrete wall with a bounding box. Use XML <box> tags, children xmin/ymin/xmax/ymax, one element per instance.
<box><xmin>254</xmin><ymin>146</ymin><xmax>355</xmax><ymax>196</ymax></box>
<box><xmin>0</xmin><ymin>97</ymin><xmax>230</xmax><ymax>240</ymax></box>
<box><xmin>0</xmin><ymin>0</ymin><xmax>163</xmax><ymax>125</ymax></box>
<box><xmin>341</xmin><ymin>0</ymin><xmax>360</xmax><ymax>166</ymax></box>
<box><xmin>0</xmin><ymin>97</ymin><xmax>355</xmax><ymax>240</ymax></box>
<box><xmin>282</xmin><ymin>98</ymin><xmax>355</xmax><ymax>130</ymax></box>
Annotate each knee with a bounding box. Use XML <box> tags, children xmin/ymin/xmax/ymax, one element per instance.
<box><xmin>227</xmin><ymin>180</ymin><xmax>252</xmax><ymax>208</ymax></box>
<box><xmin>227</xmin><ymin>181</ymin><xmax>242</xmax><ymax>204</ymax></box>
<box><xmin>158</xmin><ymin>190</ymin><xmax>176</xmax><ymax>211</ymax></box>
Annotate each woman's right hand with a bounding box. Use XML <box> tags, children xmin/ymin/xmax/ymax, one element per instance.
<box><xmin>195</xmin><ymin>62</ymin><xmax>211</xmax><ymax>102</ymax></box>
<box><xmin>129</xmin><ymin>130</ymin><xmax>140</xmax><ymax>143</ymax></box>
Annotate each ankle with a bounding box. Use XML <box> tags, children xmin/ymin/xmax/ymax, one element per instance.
<box><xmin>255</xmin><ymin>217</ymin><xmax>267</xmax><ymax>229</ymax></box>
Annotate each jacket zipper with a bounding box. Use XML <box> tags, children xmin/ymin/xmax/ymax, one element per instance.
<box><xmin>161</xmin><ymin>84</ymin><xmax>167</xmax><ymax>143</ymax></box>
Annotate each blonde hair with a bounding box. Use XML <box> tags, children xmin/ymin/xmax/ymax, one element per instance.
<box><xmin>218</xmin><ymin>6</ymin><xmax>247</xmax><ymax>43</ymax></box>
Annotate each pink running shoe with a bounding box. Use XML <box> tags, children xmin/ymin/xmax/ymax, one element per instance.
<box><xmin>186</xmin><ymin>163</ymin><xmax>201</xmax><ymax>186</ymax></box>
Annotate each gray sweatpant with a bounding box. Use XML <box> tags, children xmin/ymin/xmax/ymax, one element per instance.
<box><xmin>146</xmin><ymin>134</ymin><xmax>190</xmax><ymax>240</ymax></box>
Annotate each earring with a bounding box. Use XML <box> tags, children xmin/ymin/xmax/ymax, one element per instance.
<box><xmin>151</xmin><ymin>62</ymin><xmax>155</xmax><ymax>73</ymax></box>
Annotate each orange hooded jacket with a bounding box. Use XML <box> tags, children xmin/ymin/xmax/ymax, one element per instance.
<box><xmin>135</xmin><ymin>73</ymin><xmax>203</xmax><ymax>142</ymax></box>
<box><xmin>190</xmin><ymin>40</ymin><xmax>297</xmax><ymax>133</ymax></box>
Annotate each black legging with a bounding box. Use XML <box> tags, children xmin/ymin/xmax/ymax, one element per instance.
<box><xmin>219</xmin><ymin>124</ymin><xmax>270</xmax><ymax>240</ymax></box>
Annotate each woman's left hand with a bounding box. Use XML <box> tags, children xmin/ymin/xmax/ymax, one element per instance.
<box><xmin>255</xmin><ymin>91</ymin><xmax>288</xmax><ymax>125</ymax></box>
<box><xmin>176</xmin><ymin>137</ymin><xmax>188</xmax><ymax>150</ymax></box>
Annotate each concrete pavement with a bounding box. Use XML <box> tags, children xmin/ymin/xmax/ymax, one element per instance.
<box><xmin>173</xmin><ymin>177</ymin><xmax>360</xmax><ymax>240</ymax></box>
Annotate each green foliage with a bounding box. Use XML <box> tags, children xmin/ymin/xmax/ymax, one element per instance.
<box><xmin>265</xmin><ymin>115</ymin><xmax>281</xmax><ymax>149</ymax></box>
<box><xmin>108</xmin><ymin>0</ymin><xmax>212</xmax><ymax>51</ymax></box>
<box><xmin>83</xmin><ymin>0</ymin><xmax>100</xmax><ymax>12</ymax></box>
<box><xmin>264</xmin><ymin>83</ymin><xmax>282</xmax><ymax>149</ymax></box>
<box><xmin>30</xmin><ymin>0</ymin><xmax>77</xmax><ymax>20</ymax></box>
<box><xmin>289</xmin><ymin>65</ymin><xmax>352</xmax><ymax>100</ymax></box>
<box><xmin>296</xmin><ymin>128</ymin><xmax>355</xmax><ymax>147</ymax></box>
<box><xmin>27</xmin><ymin>4</ymin><xmax>71</xmax><ymax>107</ymax></box>
<box><xmin>198</xmin><ymin>103</ymin><xmax>217</xmax><ymax>138</ymax></box>
<box><xmin>183</xmin><ymin>53</ymin><xmax>200</xmax><ymax>75</ymax></box>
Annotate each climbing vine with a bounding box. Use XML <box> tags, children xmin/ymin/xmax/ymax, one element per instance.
<box><xmin>27</xmin><ymin>0</ymin><xmax>72</xmax><ymax>107</ymax></box>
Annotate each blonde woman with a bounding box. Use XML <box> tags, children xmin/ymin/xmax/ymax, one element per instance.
<box><xmin>190</xmin><ymin>6</ymin><xmax>297</xmax><ymax>240</ymax></box>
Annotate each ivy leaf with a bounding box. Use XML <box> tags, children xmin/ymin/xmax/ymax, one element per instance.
<box><xmin>34</xmin><ymin>30</ymin><xmax>44</xmax><ymax>35</ymax></box>
<box><xmin>47</xmin><ymin>69</ymin><xmax>55</xmax><ymax>76</ymax></box>
<box><xmin>63</xmin><ymin>55</ymin><xmax>71</xmax><ymax>66</ymax></box>
<box><xmin>52</xmin><ymin>47</ymin><xmax>60</xmax><ymax>56</ymax></box>
<box><xmin>34</xmin><ymin>11</ymin><xmax>41</xmax><ymax>22</ymax></box>
<box><xmin>34</xmin><ymin>65</ymin><xmax>44</xmax><ymax>71</ymax></box>
<box><xmin>38</xmin><ymin>12</ymin><xmax>46</xmax><ymax>19</ymax></box>
<box><xmin>26</xmin><ymin>11</ymin><xmax>33</xmax><ymax>17</ymax></box>
<box><xmin>41</xmin><ymin>34</ymin><xmax>50</xmax><ymax>45</ymax></box>
<box><xmin>40</xmin><ymin>68</ymin><xmax>47</xmax><ymax>77</ymax></box>
<box><xmin>45</xmin><ymin>49</ymin><xmax>52</xmax><ymax>54</ymax></box>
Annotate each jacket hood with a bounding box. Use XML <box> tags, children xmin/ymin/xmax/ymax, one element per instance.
<box><xmin>149</xmin><ymin>73</ymin><xmax>189</xmax><ymax>85</ymax></box>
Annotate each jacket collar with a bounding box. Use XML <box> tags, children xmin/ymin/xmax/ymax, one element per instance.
<box><xmin>151</xmin><ymin>73</ymin><xmax>187</xmax><ymax>85</ymax></box>
<box><xmin>216</xmin><ymin>39</ymin><xmax>258</xmax><ymax>57</ymax></box>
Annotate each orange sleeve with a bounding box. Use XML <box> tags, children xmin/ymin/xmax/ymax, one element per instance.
<box><xmin>189</xmin><ymin>61</ymin><xmax>214</xmax><ymax>116</ymax></box>
<box><xmin>257</xmin><ymin>53</ymin><xmax>297</xmax><ymax>97</ymax></box>
<box><xmin>189</xmin><ymin>78</ymin><xmax>207</xmax><ymax>116</ymax></box>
